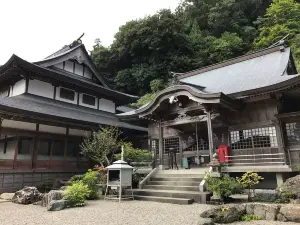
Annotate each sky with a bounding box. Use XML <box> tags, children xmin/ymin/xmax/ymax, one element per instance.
<box><xmin>0</xmin><ymin>0</ymin><xmax>180</xmax><ymax>64</ymax></box>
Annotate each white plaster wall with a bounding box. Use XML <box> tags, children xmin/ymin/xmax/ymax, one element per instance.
<box><xmin>2</xmin><ymin>119</ymin><xmax>36</xmax><ymax>131</ymax></box>
<box><xmin>84</xmin><ymin>67</ymin><xmax>93</xmax><ymax>79</ymax></box>
<box><xmin>39</xmin><ymin>124</ymin><xmax>67</xmax><ymax>134</ymax></box>
<box><xmin>64</xmin><ymin>60</ymin><xmax>74</xmax><ymax>73</ymax></box>
<box><xmin>0</xmin><ymin>141</ymin><xmax>16</xmax><ymax>160</ymax></box>
<box><xmin>28</xmin><ymin>79</ymin><xmax>54</xmax><ymax>99</ymax></box>
<box><xmin>69</xmin><ymin>128</ymin><xmax>89</xmax><ymax>136</ymax></box>
<box><xmin>98</xmin><ymin>98</ymin><xmax>115</xmax><ymax>113</ymax></box>
<box><xmin>9</xmin><ymin>86</ymin><xmax>13</xmax><ymax>97</ymax></box>
<box><xmin>55</xmin><ymin>87</ymin><xmax>78</xmax><ymax>104</ymax></box>
<box><xmin>11</xmin><ymin>79</ymin><xmax>26</xmax><ymax>96</ymax></box>
<box><xmin>79</xmin><ymin>93</ymin><xmax>98</xmax><ymax>109</ymax></box>
<box><xmin>74</xmin><ymin>63</ymin><xmax>84</xmax><ymax>76</ymax></box>
<box><xmin>54</xmin><ymin>62</ymin><xmax>63</xmax><ymax>69</ymax></box>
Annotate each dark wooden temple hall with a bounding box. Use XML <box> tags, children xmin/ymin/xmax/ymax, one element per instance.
<box><xmin>0</xmin><ymin>36</ymin><xmax>147</xmax><ymax>193</ymax></box>
<box><xmin>119</xmin><ymin>43</ymin><xmax>300</xmax><ymax>188</ymax></box>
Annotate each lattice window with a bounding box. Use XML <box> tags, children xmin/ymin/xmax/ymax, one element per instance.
<box><xmin>150</xmin><ymin>139</ymin><xmax>159</xmax><ymax>155</ymax></box>
<box><xmin>286</xmin><ymin>122</ymin><xmax>300</xmax><ymax>146</ymax></box>
<box><xmin>230</xmin><ymin>126</ymin><xmax>278</xmax><ymax>150</ymax></box>
<box><xmin>164</xmin><ymin>137</ymin><xmax>180</xmax><ymax>153</ymax></box>
<box><xmin>184</xmin><ymin>137</ymin><xmax>208</xmax><ymax>152</ymax></box>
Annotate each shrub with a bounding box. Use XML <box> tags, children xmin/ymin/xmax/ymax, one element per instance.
<box><xmin>238</xmin><ymin>171</ymin><xmax>264</xmax><ymax>201</ymax></box>
<box><xmin>276</xmin><ymin>191</ymin><xmax>297</xmax><ymax>203</ymax></box>
<box><xmin>205</xmin><ymin>173</ymin><xmax>245</xmax><ymax>200</ymax></box>
<box><xmin>37</xmin><ymin>180</ymin><xmax>53</xmax><ymax>193</ymax></box>
<box><xmin>82</xmin><ymin>169</ymin><xmax>99</xmax><ymax>200</ymax></box>
<box><xmin>114</xmin><ymin>142</ymin><xmax>152</xmax><ymax>162</ymax></box>
<box><xmin>63</xmin><ymin>181</ymin><xmax>90</xmax><ymax>207</ymax></box>
<box><xmin>241</xmin><ymin>214</ymin><xmax>260</xmax><ymax>221</ymax></box>
<box><xmin>69</xmin><ymin>174</ymin><xmax>85</xmax><ymax>184</ymax></box>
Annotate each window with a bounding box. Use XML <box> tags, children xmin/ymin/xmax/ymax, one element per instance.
<box><xmin>66</xmin><ymin>140</ymin><xmax>81</xmax><ymax>159</ymax></box>
<box><xmin>60</xmin><ymin>88</ymin><xmax>75</xmax><ymax>101</ymax></box>
<box><xmin>18</xmin><ymin>137</ymin><xmax>33</xmax><ymax>154</ymax></box>
<box><xmin>52</xmin><ymin>140</ymin><xmax>65</xmax><ymax>158</ymax></box>
<box><xmin>37</xmin><ymin>139</ymin><xmax>51</xmax><ymax>160</ymax></box>
<box><xmin>164</xmin><ymin>137</ymin><xmax>180</xmax><ymax>153</ymax></box>
<box><xmin>286</xmin><ymin>122</ymin><xmax>300</xmax><ymax>146</ymax></box>
<box><xmin>82</xmin><ymin>94</ymin><xmax>96</xmax><ymax>106</ymax></box>
<box><xmin>230</xmin><ymin>127</ymin><xmax>278</xmax><ymax>150</ymax></box>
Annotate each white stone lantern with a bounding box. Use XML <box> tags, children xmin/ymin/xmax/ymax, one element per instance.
<box><xmin>104</xmin><ymin>147</ymin><xmax>134</xmax><ymax>202</ymax></box>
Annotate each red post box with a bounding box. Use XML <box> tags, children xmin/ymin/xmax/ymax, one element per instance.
<box><xmin>218</xmin><ymin>145</ymin><xmax>229</xmax><ymax>163</ymax></box>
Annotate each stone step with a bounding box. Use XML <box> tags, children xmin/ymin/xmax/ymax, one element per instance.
<box><xmin>126</xmin><ymin>189</ymin><xmax>211</xmax><ymax>203</ymax></box>
<box><xmin>133</xmin><ymin>195</ymin><xmax>194</xmax><ymax>205</ymax></box>
<box><xmin>147</xmin><ymin>180</ymin><xmax>200</xmax><ymax>186</ymax></box>
<box><xmin>144</xmin><ymin>185</ymin><xmax>199</xmax><ymax>192</ymax></box>
<box><xmin>151</xmin><ymin>177</ymin><xmax>203</xmax><ymax>182</ymax></box>
<box><xmin>154</xmin><ymin>173</ymin><xmax>205</xmax><ymax>178</ymax></box>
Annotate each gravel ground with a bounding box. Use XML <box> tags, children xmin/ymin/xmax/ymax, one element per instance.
<box><xmin>0</xmin><ymin>200</ymin><xmax>299</xmax><ymax>225</ymax></box>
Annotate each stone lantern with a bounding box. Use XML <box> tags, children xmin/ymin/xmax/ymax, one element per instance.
<box><xmin>208</xmin><ymin>153</ymin><xmax>221</xmax><ymax>177</ymax></box>
<box><xmin>104</xmin><ymin>147</ymin><xmax>134</xmax><ymax>202</ymax></box>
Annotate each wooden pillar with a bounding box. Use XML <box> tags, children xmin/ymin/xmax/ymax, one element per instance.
<box><xmin>274</xmin><ymin>119</ymin><xmax>290</xmax><ymax>165</ymax></box>
<box><xmin>206</xmin><ymin>110</ymin><xmax>214</xmax><ymax>161</ymax></box>
<box><xmin>64</xmin><ymin>128</ymin><xmax>69</xmax><ymax>168</ymax></box>
<box><xmin>13</xmin><ymin>137</ymin><xmax>19</xmax><ymax>169</ymax></box>
<box><xmin>32</xmin><ymin>124</ymin><xmax>39</xmax><ymax>169</ymax></box>
<box><xmin>179</xmin><ymin>136</ymin><xmax>183</xmax><ymax>168</ymax></box>
<box><xmin>158</xmin><ymin>121</ymin><xmax>164</xmax><ymax>169</ymax></box>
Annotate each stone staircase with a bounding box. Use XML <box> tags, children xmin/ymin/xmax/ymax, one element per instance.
<box><xmin>127</xmin><ymin>169</ymin><xmax>211</xmax><ymax>205</ymax></box>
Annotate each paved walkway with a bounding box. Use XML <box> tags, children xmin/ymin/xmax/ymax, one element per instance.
<box><xmin>0</xmin><ymin>200</ymin><xmax>298</xmax><ymax>225</ymax></box>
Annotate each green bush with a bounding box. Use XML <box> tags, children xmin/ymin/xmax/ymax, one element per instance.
<box><xmin>69</xmin><ymin>174</ymin><xmax>85</xmax><ymax>184</ymax></box>
<box><xmin>37</xmin><ymin>180</ymin><xmax>53</xmax><ymax>193</ymax></box>
<box><xmin>238</xmin><ymin>171</ymin><xmax>264</xmax><ymax>201</ymax></box>
<box><xmin>241</xmin><ymin>214</ymin><xmax>260</xmax><ymax>221</ymax></box>
<box><xmin>115</xmin><ymin>142</ymin><xmax>152</xmax><ymax>162</ymax></box>
<box><xmin>63</xmin><ymin>181</ymin><xmax>90</xmax><ymax>207</ymax></box>
<box><xmin>276</xmin><ymin>191</ymin><xmax>297</xmax><ymax>203</ymax></box>
<box><xmin>82</xmin><ymin>169</ymin><xmax>99</xmax><ymax>200</ymax></box>
<box><xmin>205</xmin><ymin>173</ymin><xmax>245</xmax><ymax>199</ymax></box>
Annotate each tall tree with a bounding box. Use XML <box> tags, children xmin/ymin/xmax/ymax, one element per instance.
<box><xmin>255</xmin><ymin>0</ymin><xmax>300</xmax><ymax>69</ymax></box>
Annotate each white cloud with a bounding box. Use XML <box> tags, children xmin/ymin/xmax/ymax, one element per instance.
<box><xmin>0</xmin><ymin>0</ymin><xmax>179</xmax><ymax>64</ymax></box>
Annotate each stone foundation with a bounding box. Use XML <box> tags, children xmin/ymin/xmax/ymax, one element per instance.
<box><xmin>0</xmin><ymin>171</ymin><xmax>81</xmax><ymax>193</ymax></box>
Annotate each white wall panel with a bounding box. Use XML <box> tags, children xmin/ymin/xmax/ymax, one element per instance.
<box><xmin>0</xmin><ymin>141</ymin><xmax>17</xmax><ymax>160</ymax></box>
<box><xmin>74</xmin><ymin>63</ymin><xmax>83</xmax><ymax>76</ymax></box>
<box><xmin>28</xmin><ymin>79</ymin><xmax>54</xmax><ymax>99</ymax></box>
<box><xmin>12</xmin><ymin>79</ymin><xmax>26</xmax><ymax>96</ymax></box>
<box><xmin>54</xmin><ymin>62</ymin><xmax>64</xmax><ymax>69</ymax></box>
<box><xmin>64</xmin><ymin>60</ymin><xmax>74</xmax><ymax>73</ymax></box>
<box><xmin>39</xmin><ymin>124</ymin><xmax>66</xmax><ymax>134</ymax></box>
<box><xmin>98</xmin><ymin>98</ymin><xmax>115</xmax><ymax>113</ymax></box>
<box><xmin>69</xmin><ymin>128</ymin><xmax>89</xmax><ymax>136</ymax></box>
<box><xmin>84</xmin><ymin>67</ymin><xmax>93</xmax><ymax>79</ymax></box>
<box><xmin>2</xmin><ymin>119</ymin><xmax>36</xmax><ymax>131</ymax></box>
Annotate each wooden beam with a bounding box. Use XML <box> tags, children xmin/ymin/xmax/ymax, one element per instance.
<box><xmin>207</xmin><ymin>111</ymin><xmax>214</xmax><ymax>160</ymax></box>
<box><xmin>12</xmin><ymin>137</ymin><xmax>19</xmax><ymax>169</ymax></box>
<box><xmin>158</xmin><ymin>121</ymin><xmax>164</xmax><ymax>169</ymax></box>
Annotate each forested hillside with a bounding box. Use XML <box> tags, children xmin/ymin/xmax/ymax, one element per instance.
<box><xmin>91</xmin><ymin>0</ymin><xmax>300</xmax><ymax>106</ymax></box>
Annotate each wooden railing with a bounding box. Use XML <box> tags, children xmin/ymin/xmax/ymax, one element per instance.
<box><xmin>224</xmin><ymin>153</ymin><xmax>286</xmax><ymax>166</ymax></box>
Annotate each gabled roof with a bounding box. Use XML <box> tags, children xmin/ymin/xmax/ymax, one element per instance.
<box><xmin>35</xmin><ymin>39</ymin><xmax>109</xmax><ymax>88</ymax></box>
<box><xmin>180</xmin><ymin>45</ymin><xmax>298</xmax><ymax>97</ymax></box>
<box><xmin>0</xmin><ymin>54</ymin><xmax>138</xmax><ymax>105</ymax></box>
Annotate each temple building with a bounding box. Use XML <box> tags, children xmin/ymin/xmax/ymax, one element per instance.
<box><xmin>118</xmin><ymin>43</ymin><xmax>300</xmax><ymax>188</ymax></box>
<box><xmin>0</xmin><ymin>37</ymin><xmax>147</xmax><ymax>193</ymax></box>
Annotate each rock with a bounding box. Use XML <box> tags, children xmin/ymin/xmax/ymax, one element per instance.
<box><xmin>280</xmin><ymin>175</ymin><xmax>300</xmax><ymax>199</ymax></box>
<box><xmin>277</xmin><ymin>213</ymin><xmax>288</xmax><ymax>222</ymax></box>
<box><xmin>198</xmin><ymin>217</ymin><xmax>215</xmax><ymax>225</ymax></box>
<box><xmin>200</xmin><ymin>204</ymin><xmax>246</xmax><ymax>223</ymax></box>
<box><xmin>279</xmin><ymin>204</ymin><xmax>300</xmax><ymax>222</ymax></box>
<box><xmin>47</xmin><ymin>190</ymin><xmax>63</xmax><ymax>204</ymax></box>
<box><xmin>47</xmin><ymin>200</ymin><xmax>69</xmax><ymax>211</ymax></box>
<box><xmin>11</xmin><ymin>187</ymin><xmax>42</xmax><ymax>204</ymax></box>
<box><xmin>253</xmin><ymin>189</ymin><xmax>278</xmax><ymax>202</ymax></box>
<box><xmin>41</xmin><ymin>193</ymin><xmax>49</xmax><ymax>207</ymax></box>
<box><xmin>0</xmin><ymin>193</ymin><xmax>15</xmax><ymax>200</ymax></box>
<box><xmin>60</xmin><ymin>186</ymin><xmax>68</xmax><ymax>191</ymax></box>
<box><xmin>249</xmin><ymin>203</ymin><xmax>280</xmax><ymax>220</ymax></box>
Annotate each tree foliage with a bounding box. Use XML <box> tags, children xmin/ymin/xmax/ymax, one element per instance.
<box><xmin>91</xmin><ymin>0</ymin><xmax>300</xmax><ymax>106</ymax></box>
<box><xmin>81</xmin><ymin>126</ymin><xmax>122</xmax><ymax>166</ymax></box>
